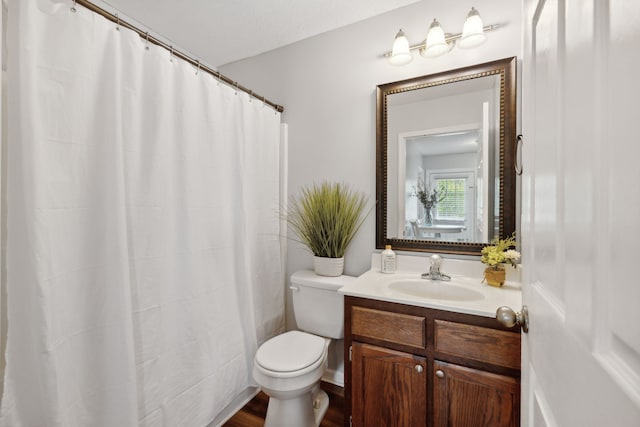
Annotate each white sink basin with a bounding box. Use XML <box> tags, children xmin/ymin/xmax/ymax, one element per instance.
<box><xmin>388</xmin><ymin>279</ymin><xmax>484</xmax><ymax>302</ymax></box>
<box><xmin>338</xmin><ymin>254</ymin><xmax>522</xmax><ymax>317</ymax></box>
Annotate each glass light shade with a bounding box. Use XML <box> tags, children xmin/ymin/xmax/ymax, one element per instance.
<box><xmin>459</xmin><ymin>7</ymin><xmax>487</xmax><ymax>49</ymax></box>
<box><xmin>422</xmin><ymin>19</ymin><xmax>449</xmax><ymax>58</ymax></box>
<box><xmin>389</xmin><ymin>29</ymin><xmax>412</xmax><ymax>65</ymax></box>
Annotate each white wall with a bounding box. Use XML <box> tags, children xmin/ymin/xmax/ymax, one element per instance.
<box><xmin>220</xmin><ymin>0</ymin><xmax>522</xmax><ymax>329</ymax></box>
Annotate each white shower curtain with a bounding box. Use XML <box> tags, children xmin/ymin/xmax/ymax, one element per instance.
<box><xmin>0</xmin><ymin>0</ymin><xmax>285</xmax><ymax>426</ymax></box>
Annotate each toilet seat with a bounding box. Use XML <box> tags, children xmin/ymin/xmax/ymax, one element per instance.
<box><xmin>255</xmin><ymin>331</ymin><xmax>328</xmax><ymax>379</ymax></box>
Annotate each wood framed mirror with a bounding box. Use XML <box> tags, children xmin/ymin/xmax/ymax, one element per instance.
<box><xmin>376</xmin><ymin>57</ymin><xmax>517</xmax><ymax>255</ymax></box>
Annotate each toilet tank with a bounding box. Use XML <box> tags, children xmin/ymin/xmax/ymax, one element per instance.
<box><xmin>290</xmin><ymin>270</ymin><xmax>356</xmax><ymax>339</ymax></box>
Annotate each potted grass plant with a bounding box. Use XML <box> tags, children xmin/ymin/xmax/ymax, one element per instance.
<box><xmin>286</xmin><ymin>181</ymin><xmax>369</xmax><ymax>276</ymax></box>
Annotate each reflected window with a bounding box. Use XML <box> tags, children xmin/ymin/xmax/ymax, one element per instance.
<box><xmin>435</xmin><ymin>177</ymin><xmax>467</xmax><ymax>221</ymax></box>
<box><xmin>425</xmin><ymin>171</ymin><xmax>476</xmax><ymax>242</ymax></box>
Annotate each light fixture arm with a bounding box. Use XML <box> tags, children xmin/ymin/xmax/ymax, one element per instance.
<box><xmin>382</xmin><ymin>23</ymin><xmax>500</xmax><ymax>58</ymax></box>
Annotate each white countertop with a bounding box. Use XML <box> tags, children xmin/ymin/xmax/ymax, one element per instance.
<box><xmin>339</xmin><ymin>253</ymin><xmax>522</xmax><ymax>318</ymax></box>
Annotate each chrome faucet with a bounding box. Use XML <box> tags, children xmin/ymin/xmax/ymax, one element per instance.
<box><xmin>421</xmin><ymin>254</ymin><xmax>451</xmax><ymax>281</ymax></box>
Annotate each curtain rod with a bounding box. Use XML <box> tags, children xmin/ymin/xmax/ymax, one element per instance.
<box><xmin>72</xmin><ymin>0</ymin><xmax>284</xmax><ymax>113</ymax></box>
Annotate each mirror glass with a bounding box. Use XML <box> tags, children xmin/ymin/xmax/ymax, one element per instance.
<box><xmin>376</xmin><ymin>57</ymin><xmax>517</xmax><ymax>255</ymax></box>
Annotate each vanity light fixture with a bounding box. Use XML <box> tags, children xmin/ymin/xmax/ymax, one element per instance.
<box><xmin>384</xmin><ymin>7</ymin><xmax>499</xmax><ymax>65</ymax></box>
<box><xmin>422</xmin><ymin>19</ymin><xmax>450</xmax><ymax>58</ymax></box>
<box><xmin>389</xmin><ymin>29</ymin><xmax>413</xmax><ymax>66</ymax></box>
<box><xmin>459</xmin><ymin>7</ymin><xmax>488</xmax><ymax>48</ymax></box>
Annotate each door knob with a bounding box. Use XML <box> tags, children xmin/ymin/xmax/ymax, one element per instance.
<box><xmin>435</xmin><ymin>370</ymin><xmax>445</xmax><ymax>378</ymax></box>
<box><xmin>415</xmin><ymin>365</ymin><xmax>423</xmax><ymax>373</ymax></box>
<box><xmin>496</xmin><ymin>305</ymin><xmax>529</xmax><ymax>333</ymax></box>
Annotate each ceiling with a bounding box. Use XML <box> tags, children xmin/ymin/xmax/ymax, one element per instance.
<box><xmin>408</xmin><ymin>131</ymin><xmax>480</xmax><ymax>157</ymax></box>
<box><xmin>95</xmin><ymin>0</ymin><xmax>420</xmax><ymax>67</ymax></box>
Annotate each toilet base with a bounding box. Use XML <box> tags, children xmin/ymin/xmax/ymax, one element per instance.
<box><xmin>264</xmin><ymin>387</ymin><xmax>329</xmax><ymax>427</ymax></box>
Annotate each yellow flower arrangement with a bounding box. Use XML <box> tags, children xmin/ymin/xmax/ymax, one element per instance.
<box><xmin>480</xmin><ymin>233</ymin><xmax>520</xmax><ymax>270</ymax></box>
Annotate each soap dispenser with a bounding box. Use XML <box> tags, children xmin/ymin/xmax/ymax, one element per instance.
<box><xmin>381</xmin><ymin>245</ymin><xmax>397</xmax><ymax>274</ymax></box>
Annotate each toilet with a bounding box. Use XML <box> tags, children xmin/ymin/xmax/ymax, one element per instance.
<box><xmin>253</xmin><ymin>270</ymin><xmax>355</xmax><ymax>427</ymax></box>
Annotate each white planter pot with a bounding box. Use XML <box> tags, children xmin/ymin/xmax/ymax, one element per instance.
<box><xmin>313</xmin><ymin>256</ymin><xmax>344</xmax><ymax>277</ymax></box>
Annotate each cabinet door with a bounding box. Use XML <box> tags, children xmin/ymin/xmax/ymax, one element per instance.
<box><xmin>433</xmin><ymin>360</ymin><xmax>519</xmax><ymax>427</ymax></box>
<box><xmin>351</xmin><ymin>342</ymin><xmax>426</xmax><ymax>427</ymax></box>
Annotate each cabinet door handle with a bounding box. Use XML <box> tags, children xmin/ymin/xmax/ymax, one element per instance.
<box><xmin>435</xmin><ymin>369</ymin><xmax>445</xmax><ymax>379</ymax></box>
<box><xmin>415</xmin><ymin>365</ymin><xmax>423</xmax><ymax>373</ymax></box>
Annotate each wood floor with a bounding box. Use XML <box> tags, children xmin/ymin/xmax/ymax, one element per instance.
<box><xmin>222</xmin><ymin>382</ymin><xmax>344</xmax><ymax>427</ymax></box>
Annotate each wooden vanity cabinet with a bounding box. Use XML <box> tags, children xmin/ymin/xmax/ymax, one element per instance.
<box><xmin>344</xmin><ymin>296</ymin><xmax>521</xmax><ymax>427</ymax></box>
<box><xmin>351</xmin><ymin>342</ymin><xmax>426</xmax><ymax>427</ymax></box>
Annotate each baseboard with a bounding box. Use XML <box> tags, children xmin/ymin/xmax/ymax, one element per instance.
<box><xmin>320</xmin><ymin>380</ymin><xmax>344</xmax><ymax>398</ymax></box>
<box><xmin>208</xmin><ymin>386</ymin><xmax>260</xmax><ymax>427</ymax></box>
<box><xmin>322</xmin><ymin>368</ymin><xmax>344</xmax><ymax>387</ymax></box>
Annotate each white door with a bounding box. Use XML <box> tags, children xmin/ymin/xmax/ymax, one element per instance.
<box><xmin>521</xmin><ymin>0</ymin><xmax>640</xmax><ymax>426</ymax></box>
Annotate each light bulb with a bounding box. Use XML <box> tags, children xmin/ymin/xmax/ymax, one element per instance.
<box><xmin>422</xmin><ymin>19</ymin><xmax>450</xmax><ymax>58</ymax></box>
<box><xmin>459</xmin><ymin>7</ymin><xmax>487</xmax><ymax>49</ymax></box>
<box><xmin>389</xmin><ymin>29</ymin><xmax>413</xmax><ymax>65</ymax></box>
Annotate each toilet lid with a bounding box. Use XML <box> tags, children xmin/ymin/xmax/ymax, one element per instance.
<box><xmin>255</xmin><ymin>331</ymin><xmax>326</xmax><ymax>373</ymax></box>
